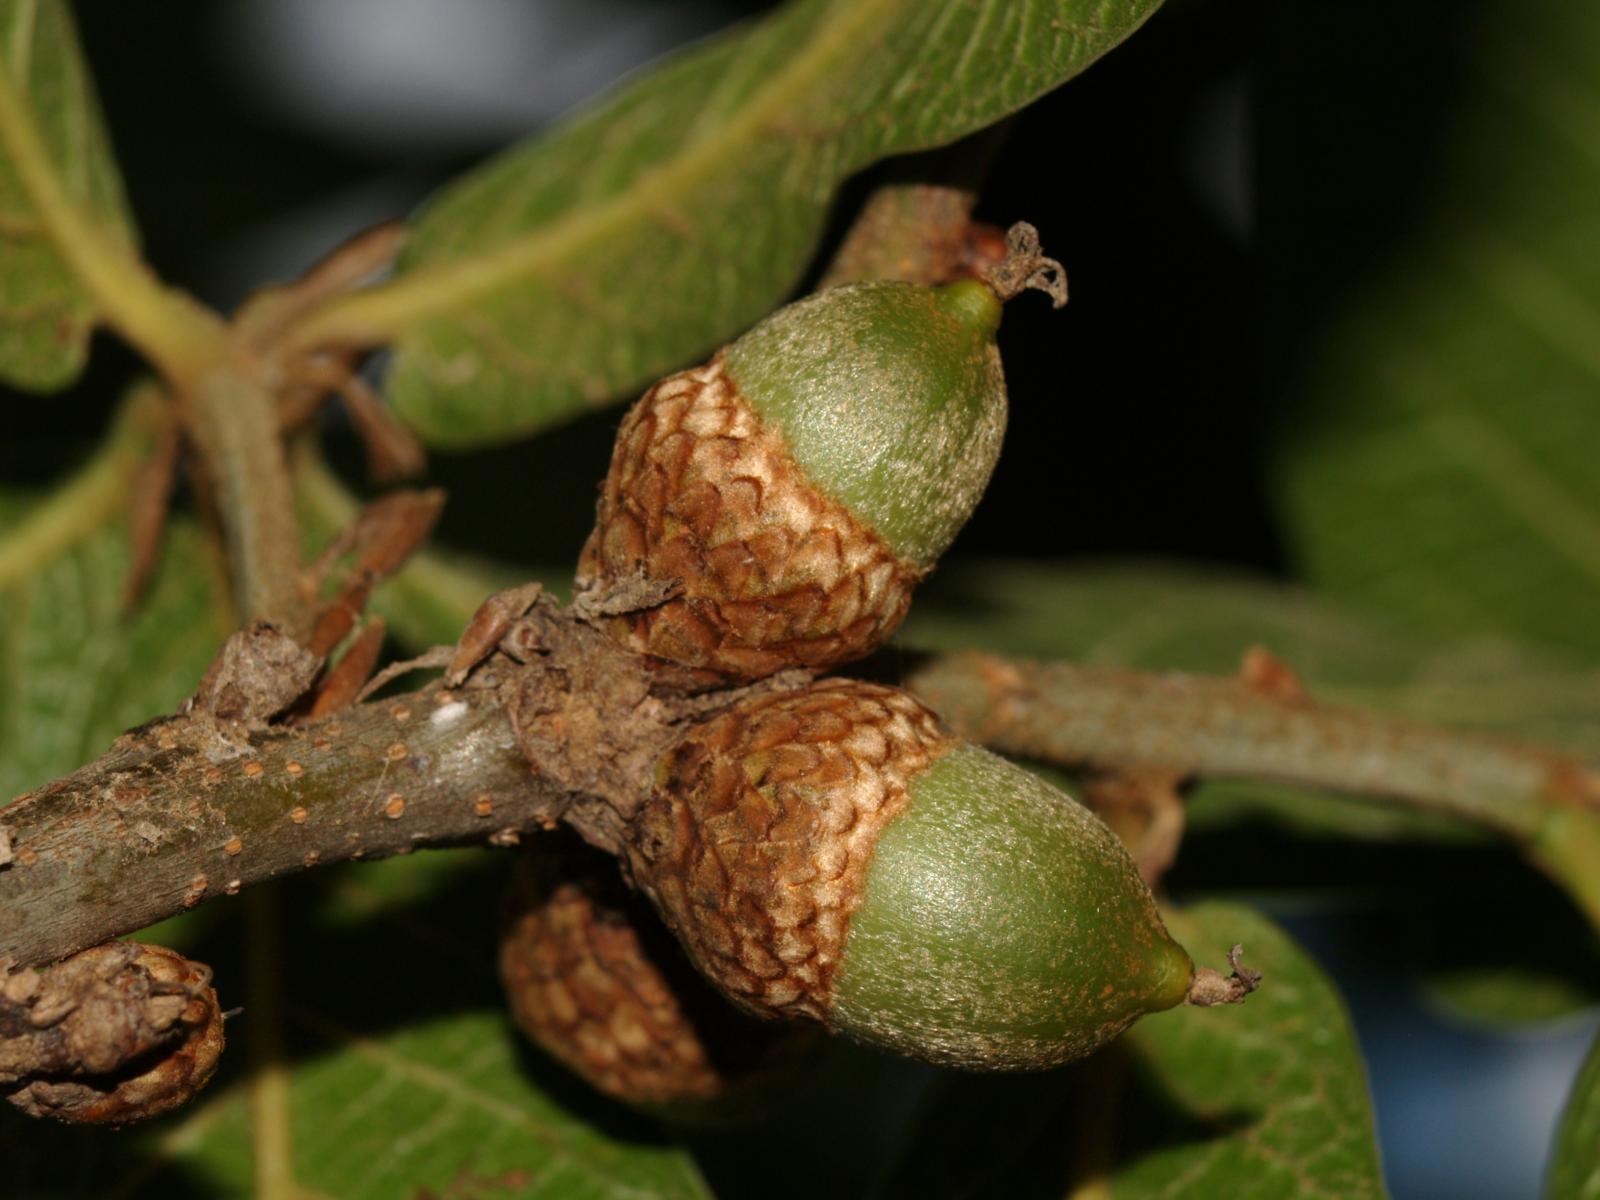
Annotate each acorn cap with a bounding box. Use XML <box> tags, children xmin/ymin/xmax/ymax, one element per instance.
<box><xmin>499</xmin><ymin>841</ymin><xmax>807</xmax><ymax>1116</ymax></box>
<box><xmin>628</xmin><ymin>679</ymin><xmax>1193</xmax><ymax>1071</ymax></box>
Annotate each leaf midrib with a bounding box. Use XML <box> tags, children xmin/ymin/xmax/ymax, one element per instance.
<box><xmin>289</xmin><ymin>0</ymin><xmax>899</xmax><ymax>345</ymax></box>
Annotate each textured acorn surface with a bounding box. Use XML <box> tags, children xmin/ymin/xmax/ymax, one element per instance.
<box><xmin>576</xmin><ymin>358</ymin><xmax>919</xmax><ymax>681</ymax></box>
<box><xmin>4</xmin><ymin>943</ymin><xmax>224</xmax><ymax>1125</ymax></box>
<box><xmin>576</xmin><ymin>280</ymin><xmax>1006</xmax><ymax>682</ymax></box>
<box><xmin>627</xmin><ymin>679</ymin><xmax>952</xmax><ymax>1022</ymax></box>
<box><xmin>832</xmin><ymin>743</ymin><xmax>1194</xmax><ymax>1069</ymax></box>
<box><xmin>499</xmin><ymin>844</ymin><xmax>795</xmax><ymax>1110</ymax></box>
<box><xmin>628</xmin><ymin>679</ymin><xmax>1194</xmax><ymax>1070</ymax></box>
<box><xmin>722</xmin><ymin>280</ymin><xmax>1005</xmax><ymax>567</ymax></box>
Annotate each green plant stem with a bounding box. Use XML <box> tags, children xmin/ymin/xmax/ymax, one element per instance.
<box><xmin>907</xmin><ymin>651</ymin><xmax>1600</xmax><ymax>927</ymax></box>
<box><xmin>0</xmin><ymin>45</ymin><xmax>298</xmax><ymax>632</ymax></box>
<box><xmin>0</xmin><ymin>51</ymin><xmax>225</xmax><ymax>382</ymax></box>
<box><xmin>183</xmin><ymin>365</ymin><xmax>307</xmax><ymax>632</ymax></box>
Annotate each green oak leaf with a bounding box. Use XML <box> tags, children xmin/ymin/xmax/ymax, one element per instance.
<box><xmin>0</xmin><ymin>469</ymin><xmax>225</xmax><ymax>803</ymax></box>
<box><xmin>354</xmin><ymin>0</ymin><xmax>1162</xmax><ymax>447</ymax></box>
<box><xmin>1112</xmin><ymin>904</ymin><xmax>1386</xmax><ymax>1199</ymax></box>
<box><xmin>1273</xmin><ymin>0</ymin><xmax>1600</xmax><ymax>661</ymax></box>
<box><xmin>878</xmin><ymin>902</ymin><xmax>1385</xmax><ymax>1199</ymax></box>
<box><xmin>1549</xmin><ymin>1024</ymin><xmax>1600</xmax><ymax>1200</ymax></box>
<box><xmin>0</xmin><ymin>0</ymin><xmax>136</xmax><ymax>390</ymax></box>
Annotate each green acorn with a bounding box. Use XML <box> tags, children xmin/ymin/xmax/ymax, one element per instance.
<box><xmin>624</xmin><ymin>678</ymin><xmax>1194</xmax><ymax>1070</ymax></box>
<box><xmin>576</xmin><ymin>224</ymin><xmax>1066</xmax><ymax>683</ymax></box>
<box><xmin>499</xmin><ymin>839</ymin><xmax>810</xmax><ymax>1117</ymax></box>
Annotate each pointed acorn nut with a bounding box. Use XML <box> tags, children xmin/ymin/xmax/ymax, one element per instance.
<box><xmin>625</xmin><ymin>678</ymin><xmax>1194</xmax><ymax>1071</ymax></box>
<box><xmin>576</xmin><ymin>268</ymin><xmax>1022</xmax><ymax>682</ymax></box>
<box><xmin>499</xmin><ymin>838</ymin><xmax>811</xmax><ymax>1119</ymax></box>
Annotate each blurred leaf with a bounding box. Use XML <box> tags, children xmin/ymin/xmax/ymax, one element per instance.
<box><xmin>902</xmin><ymin>561</ymin><xmax>1600</xmax><ymax>841</ymax></box>
<box><xmin>1407</xmin><ymin>861</ymin><xmax>1600</xmax><ymax>1026</ymax></box>
<box><xmin>879</xmin><ymin>902</ymin><xmax>1385</xmax><ymax>1199</ymax></box>
<box><xmin>0</xmin><ymin>0</ymin><xmax>136</xmax><ymax>390</ymax></box>
<box><xmin>0</xmin><ymin>852</ymin><xmax>713</xmax><ymax>1199</ymax></box>
<box><xmin>1425</xmin><ymin>966</ymin><xmax>1600</xmax><ymax>1027</ymax></box>
<box><xmin>1549</xmin><ymin>1024</ymin><xmax>1600</xmax><ymax>1200</ymax></box>
<box><xmin>362</xmin><ymin>0</ymin><xmax>1162</xmax><ymax>447</ymax></box>
<box><xmin>0</xmin><ymin>482</ymin><xmax>225</xmax><ymax>803</ymax></box>
<box><xmin>1274</xmin><ymin>0</ymin><xmax>1600</xmax><ymax>661</ymax></box>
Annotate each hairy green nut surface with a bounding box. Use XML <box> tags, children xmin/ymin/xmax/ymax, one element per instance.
<box><xmin>575</xmin><ymin>279</ymin><xmax>1006</xmax><ymax>683</ymax></box>
<box><xmin>721</xmin><ymin>279</ymin><xmax>1004</xmax><ymax>567</ymax></box>
<box><xmin>625</xmin><ymin>679</ymin><xmax>1194</xmax><ymax>1071</ymax></box>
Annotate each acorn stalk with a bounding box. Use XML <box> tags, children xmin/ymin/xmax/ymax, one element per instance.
<box><xmin>625</xmin><ymin>679</ymin><xmax>1193</xmax><ymax>1071</ymax></box>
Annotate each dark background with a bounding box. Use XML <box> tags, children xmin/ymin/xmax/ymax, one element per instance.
<box><xmin>5</xmin><ymin>2</ymin><xmax>1596</xmax><ymax>1196</ymax></box>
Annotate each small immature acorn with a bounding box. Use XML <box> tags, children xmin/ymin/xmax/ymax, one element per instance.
<box><xmin>498</xmin><ymin>839</ymin><xmax>809</xmax><ymax>1117</ymax></box>
<box><xmin>3</xmin><ymin>943</ymin><xmax>225</xmax><ymax>1125</ymax></box>
<box><xmin>625</xmin><ymin>678</ymin><xmax>1195</xmax><ymax>1071</ymax></box>
<box><xmin>576</xmin><ymin>224</ymin><xmax>1066</xmax><ymax>683</ymax></box>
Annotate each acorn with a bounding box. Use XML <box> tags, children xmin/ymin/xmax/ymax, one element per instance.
<box><xmin>624</xmin><ymin>678</ymin><xmax>1195</xmax><ymax>1071</ymax></box>
<box><xmin>498</xmin><ymin>839</ymin><xmax>811</xmax><ymax>1118</ymax></box>
<box><xmin>3</xmin><ymin>943</ymin><xmax>224</xmax><ymax>1125</ymax></box>
<box><xmin>576</xmin><ymin>224</ymin><xmax>1066</xmax><ymax>683</ymax></box>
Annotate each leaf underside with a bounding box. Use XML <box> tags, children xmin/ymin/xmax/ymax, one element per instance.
<box><xmin>1274</xmin><ymin>0</ymin><xmax>1600</xmax><ymax>663</ymax></box>
<box><xmin>0</xmin><ymin>491</ymin><xmax>225</xmax><ymax>802</ymax></box>
<box><xmin>381</xmin><ymin>0</ymin><xmax>1163</xmax><ymax>447</ymax></box>
<box><xmin>0</xmin><ymin>0</ymin><xmax>135</xmax><ymax>391</ymax></box>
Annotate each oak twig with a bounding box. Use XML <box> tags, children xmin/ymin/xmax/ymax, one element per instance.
<box><xmin>907</xmin><ymin>650</ymin><xmax>1600</xmax><ymax>926</ymax></box>
<box><xmin>0</xmin><ymin>597</ymin><xmax>800</xmax><ymax>971</ymax></box>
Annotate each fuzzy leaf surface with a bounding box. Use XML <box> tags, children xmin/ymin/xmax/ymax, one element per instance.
<box><xmin>1273</xmin><ymin>0</ymin><xmax>1600</xmax><ymax>660</ymax></box>
<box><xmin>368</xmin><ymin>0</ymin><xmax>1161</xmax><ymax>446</ymax></box>
<box><xmin>0</xmin><ymin>488</ymin><xmax>224</xmax><ymax>802</ymax></box>
<box><xmin>0</xmin><ymin>0</ymin><xmax>135</xmax><ymax>390</ymax></box>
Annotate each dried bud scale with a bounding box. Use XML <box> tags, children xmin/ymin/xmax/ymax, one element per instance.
<box><xmin>498</xmin><ymin>841</ymin><xmax>808</xmax><ymax>1117</ymax></box>
<box><xmin>627</xmin><ymin>679</ymin><xmax>1194</xmax><ymax>1070</ymax></box>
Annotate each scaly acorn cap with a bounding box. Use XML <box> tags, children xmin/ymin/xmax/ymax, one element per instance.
<box><xmin>4</xmin><ymin>943</ymin><xmax>224</xmax><ymax>1125</ymax></box>
<box><xmin>575</xmin><ymin>275</ymin><xmax>1014</xmax><ymax>683</ymax></box>
<box><xmin>499</xmin><ymin>840</ymin><xmax>808</xmax><ymax>1116</ymax></box>
<box><xmin>625</xmin><ymin>679</ymin><xmax>1194</xmax><ymax>1071</ymax></box>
